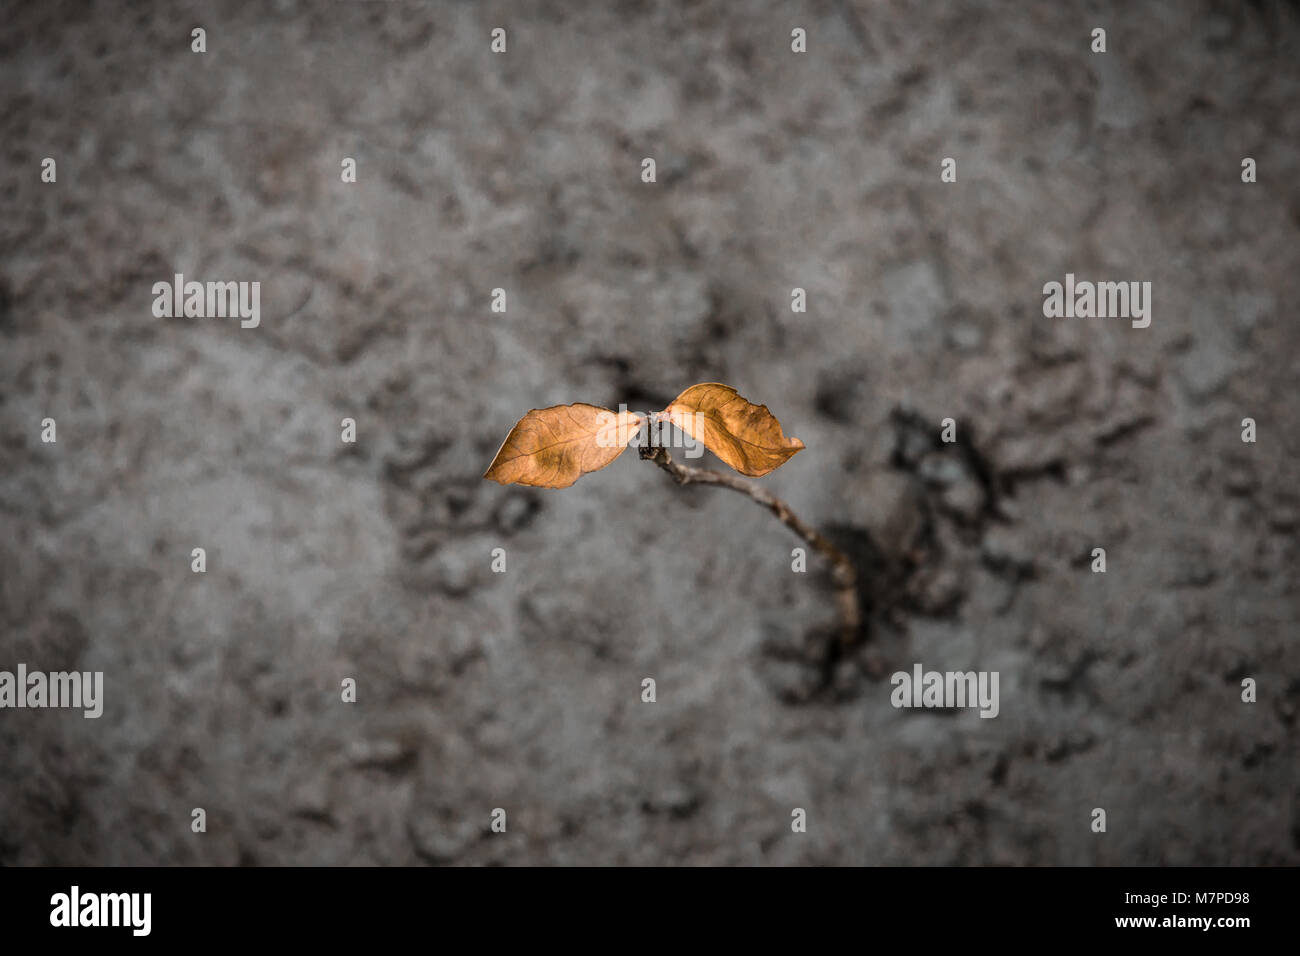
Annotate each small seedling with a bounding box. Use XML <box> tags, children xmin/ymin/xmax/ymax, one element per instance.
<box><xmin>484</xmin><ymin>383</ymin><xmax>861</xmax><ymax>645</ymax></box>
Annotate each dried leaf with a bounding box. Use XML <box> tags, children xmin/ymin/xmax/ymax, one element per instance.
<box><xmin>662</xmin><ymin>383</ymin><xmax>804</xmax><ymax>477</ymax></box>
<box><xmin>484</xmin><ymin>404</ymin><xmax>643</xmax><ymax>488</ymax></box>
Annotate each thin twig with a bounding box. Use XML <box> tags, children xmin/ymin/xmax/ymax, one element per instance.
<box><xmin>638</xmin><ymin>444</ymin><xmax>862</xmax><ymax>647</ymax></box>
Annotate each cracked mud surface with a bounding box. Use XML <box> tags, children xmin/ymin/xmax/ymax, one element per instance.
<box><xmin>1</xmin><ymin>0</ymin><xmax>1297</xmax><ymax>864</ymax></box>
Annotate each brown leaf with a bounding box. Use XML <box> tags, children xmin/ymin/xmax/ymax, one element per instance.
<box><xmin>662</xmin><ymin>383</ymin><xmax>805</xmax><ymax>477</ymax></box>
<box><xmin>484</xmin><ymin>404</ymin><xmax>643</xmax><ymax>488</ymax></box>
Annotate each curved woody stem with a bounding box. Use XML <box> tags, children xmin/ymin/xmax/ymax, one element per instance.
<box><xmin>637</xmin><ymin>443</ymin><xmax>862</xmax><ymax>647</ymax></box>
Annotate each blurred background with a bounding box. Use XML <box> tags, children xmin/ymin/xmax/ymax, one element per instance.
<box><xmin>1</xmin><ymin>0</ymin><xmax>1296</xmax><ymax>864</ymax></box>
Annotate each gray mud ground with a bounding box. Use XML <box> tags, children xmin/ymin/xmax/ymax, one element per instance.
<box><xmin>1</xmin><ymin>0</ymin><xmax>1297</xmax><ymax>865</ymax></box>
